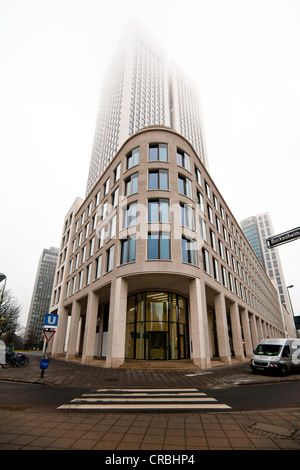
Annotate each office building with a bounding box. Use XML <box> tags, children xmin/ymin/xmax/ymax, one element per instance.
<box><xmin>50</xmin><ymin>127</ymin><xmax>288</xmax><ymax>367</ymax></box>
<box><xmin>25</xmin><ymin>247</ymin><xmax>59</xmax><ymax>348</ymax></box>
<box><xmin>241</xmin><ymin>213</ymin><xmax>296</xmax><ymax>337</ymax></box>
<box><xmin>86</xmin><ymin>24</ymin><xmax>208</xmax><ymax>196</ymax></box>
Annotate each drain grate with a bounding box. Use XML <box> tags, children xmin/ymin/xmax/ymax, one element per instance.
<box><xmin>241</xmin><ymin>420</ymin><xmax>300</xmax><ymax>440</ymax></box>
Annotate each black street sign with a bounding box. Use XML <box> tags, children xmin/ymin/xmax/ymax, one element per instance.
<box><xmin>266</xmin><ymin>227</ymin><xmax>300</xmax><ymax>248</ymax></box>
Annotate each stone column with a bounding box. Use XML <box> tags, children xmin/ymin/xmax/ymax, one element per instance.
<box><xmin>66</xmin><ymin>300</ymin><xmax>81</xmax><ymax>360</ymax></box>
<box><xmin>189</xmin><ymin>277</ymin><xmax>211</xmax><ymax>368</ymax></box>
<box><xmin>229</xmin><ymin>302</ymin><xmax>244</xmax><ymax>361</ymax></box>
<box><xmin>240</xmin><ymin>308</ymin><xmax>253</xmax><ymax>357</ymax></box>
<box><xmin>257</xmin><ymin>317</ymin><xmax>263</xmax><ymax>341</ymax></box>
<box><xmin>51</xmin><ymin>307</ymin><xmax>68</xmax><ymax>357</ymax></box>
<box><xmin>105</xmin><ymin>277</ymin><xmax>128</xmax><ymax>368</ymax></box>
<box><xmin>214</xmin><ymin>292</ymin><xmax>231</xmax><ymax>364</ymax></box>
<box><xmin>250</xmin><ymin>313</ymin><xmax>259</xmax><ymax>348</ymax></box>
<box><xmin>82</xmin><ymin>292</ymin><xmax>99</xmax><ymax>364</ymax></box>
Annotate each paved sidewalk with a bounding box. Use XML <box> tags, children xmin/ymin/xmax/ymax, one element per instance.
<box><xmin>0</xmin><ymin>353</ymin><xmax>300</xmax><ymax>451</ymax></box>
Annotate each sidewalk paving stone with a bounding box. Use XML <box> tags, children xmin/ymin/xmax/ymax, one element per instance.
<box><xmin>0</xmin><ymin>353</ymin><xmax>300</xmax><ymax>452</ymax></box>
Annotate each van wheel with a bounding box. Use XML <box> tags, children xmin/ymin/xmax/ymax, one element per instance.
<box><xmin>279</xmin><ymin>365</ymin><xmax>288</xmax><ymax>376</ymax></box>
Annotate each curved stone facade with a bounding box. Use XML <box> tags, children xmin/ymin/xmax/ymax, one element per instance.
<box><xmin>50</xmin><ymin>126</ymin><xmax>286</xmax><ymax>368</ymax></box>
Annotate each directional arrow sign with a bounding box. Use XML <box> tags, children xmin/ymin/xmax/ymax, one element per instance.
<box><xmin>266</xmin><ymin>227</ymin><xmax>300</xmax><ymax>248</ymax></box>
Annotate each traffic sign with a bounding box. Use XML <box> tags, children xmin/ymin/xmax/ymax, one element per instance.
<box><xmin>266</xmin><ymin>227</ymin><xmax>300</xmax><ymax>248</ymax></box>
<box><xmin>43</xmin><ymin>314</ymin><xmax>58</xmax><ymax>328</ymax></box>
<box><xmin>43</xmin><ymin>330</ymin><xmax>56</xmax><ymax>342</ymax></box>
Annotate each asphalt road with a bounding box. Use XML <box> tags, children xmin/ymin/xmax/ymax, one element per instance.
<box><xmin>1</xmin><ymin>378</ymin><xmax>300</xmax><ymax>413</ymax></box>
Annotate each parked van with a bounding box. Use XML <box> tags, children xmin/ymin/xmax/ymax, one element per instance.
<box><xmin>250</xmin><ymin>338</ymin><xmax>300</xmax><ymax>376</ymax></box>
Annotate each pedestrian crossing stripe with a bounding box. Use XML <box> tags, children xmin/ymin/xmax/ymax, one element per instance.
<box><xmin>57</xmin><ymin>388</ymin><xmax>231</xmax><ymax>411</ymax></box>
<box><xmin>58</xmin><ymin>403</ymin><xmax>231</xmax><ymax>410</ymax></box>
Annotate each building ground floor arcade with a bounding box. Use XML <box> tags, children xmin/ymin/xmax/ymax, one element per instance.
<box><xmin>50</xmin><ymin>273</ymin><xmax>284</xmax><ymax>369</ymax></box>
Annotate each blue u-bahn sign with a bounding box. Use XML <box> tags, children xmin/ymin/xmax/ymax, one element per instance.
<box><xmin>43</xmin><ymin>314</ymin><xmax>58</xmax><ymax>328</ymax></box>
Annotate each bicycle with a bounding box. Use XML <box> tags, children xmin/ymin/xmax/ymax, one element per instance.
<box><xmin>1</xmin><ymin>351</ymin><xmax>30</xmax><ymax>368</ymax></box>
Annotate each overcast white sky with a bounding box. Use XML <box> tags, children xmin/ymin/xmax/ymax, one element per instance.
<box><xmin>1</xmin><ymin>0</ymin><xmax>299</xmax><ymax>329</ymax></box>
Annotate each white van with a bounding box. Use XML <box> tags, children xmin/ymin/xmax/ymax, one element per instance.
<box><xmin>250</xmin><ymin>338</ymin><xmax>300</xmax><ymax>376</ymax></box>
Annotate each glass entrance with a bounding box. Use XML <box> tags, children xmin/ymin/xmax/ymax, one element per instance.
<box><xmin>125</xmin><ymin>291</ymin><xmax>189</xmax><ymax>360</ymax></box>
<box><xmin>148</xmin><ymin>332</ymin><xmax>167</xmax><ymax>359</ymax></box>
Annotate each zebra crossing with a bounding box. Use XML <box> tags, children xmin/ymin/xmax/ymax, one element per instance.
<box><xmin>57</xmin><ymin>388</ymin><xmax>231</xmax><ymax>411</ymax></box>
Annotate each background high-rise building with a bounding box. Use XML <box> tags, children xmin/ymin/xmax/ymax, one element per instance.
<box><xmin>86</xmin><ymin>23</ymin><xmax>208</xmax><ymax>196</ymax></box>
<box><xmin>25</xmin><ymin>247</ymin><xmax>59</xmax><ymax>349</ymax></box>
<box><xmin>241</xmin><ymin>212</ymin><xmax>292</xmax><ymax>313</ymax></box>
<box><xmin>240</xmin><ymin>217</ymin><xmax>266</xmax><ymax>270</ymax></box>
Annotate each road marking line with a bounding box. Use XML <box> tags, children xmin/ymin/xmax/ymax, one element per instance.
<box><xmin>58</xmin><ymin>403</ymin><xmax>231</xmax><ymax>410</ymax></box>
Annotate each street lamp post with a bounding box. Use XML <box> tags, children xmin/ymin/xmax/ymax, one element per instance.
<box><xmin>287</xmin><ymin>285</ymin><xmax>297</xmax><ymax>334</ymax></box>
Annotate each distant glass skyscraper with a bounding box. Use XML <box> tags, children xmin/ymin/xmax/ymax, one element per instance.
<box><xmin>241</xmin><ymin>213</ymin><xmax>291</xmax><ymax>312</ymax></box>
<box><xmin>240</xmin><ymin>217</ymin><xmax>266</xmax><ymax>269</ymax></box>
<box><xmin>25</xmin><ymin>247</ymin><xmax>59</xmax><ymax>348</ymax></box>
<box><xmin>86</xmin><ymin>23</ymin><xmax>208</xmax><ymax>196</ymax></box>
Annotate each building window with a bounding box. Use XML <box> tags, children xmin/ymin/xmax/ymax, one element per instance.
<box><xmin>197</xmin><ymin>191</ymin><xmax>204</xmax><ymax>212</ymax></box>
<box><xmin>178</xmin><ymin>175</ymin><xmax>193</xmax><ymax>199</ymax></box>
<box><xmin>104</xmin><ymin>178</ymin><xmax>110</xmax><ymax>196</ymax></box>
<box><xmin>69</xmin><ymin>259</ymin><xmax>73</xmax><ymax>275</ymax></box>
<box><xmin>66</xmin><ymin>281</ymin><xmax>70</xmax><ymax>298</ymax></box>
<box><xmin>207</xmin><ymin>204</ymin><xmax>214</xmax><ymax>224</ymax></box>
<box><xmin>202</xmin><ymin>248</ymin><xmax>210</xmax><ymax>274</ymax></box>
<box><xmin>205</xmin><ymin>181</ymin><xmax>211</xmax><ymax>200</ymax></box>
<box><xmin>109</xmin><ymin>214</ymin><xmax>117</xmax><ymax>239</ymax></box>
<box><xmin>221</xmin><ymin>266</ymin><xmax>228</xmax><ymax>287</ymax></box>
<box><xmin>127</xmin><ymin>147</ymin><xmax>139</xmax><ymax>169</ymax></box>
<box><xmin>148</xmin><ymin>199</ymin><xmax>169</xmax><ymax>223</ymax></box>
<box><xmin>120</xmin><ymin>236</ymin><xmax>136</xmax><ymax>264</ymax></box>
<box><xmin>92</xmin><ymin>213</ymin><xmax>97</xmax><ymax>231</ymax></box>
<box><xmin>148</xmin><ymin>169</ymin><xmax>169</xmax><ymax>190</ymax></box>
<box><xmin>114</xmin><ymin>163</ymin><xmax>121</xmax><ymax>183</ymax></box>
<box><xmin>81</xmin><ymin>246</ymin><xmax>86</xmax><ymax>264</ymax></box>
<box><xmin>85</xmin><ymin>223</ymin><xmax>90</xmax><ymax>239</ymax></box>
<box><xmin>149</xmin><ymin>143</ymin><xmax>168</xmax><ymax>161</ymax></box>
<box><xmin>72</xmin><ymin>276</ymin><xmax>76</xmax><ymax>295</ymax></box>
<box><xmin>195</xmin><ymin>166</ymin><xmax>202</xmax><ymax>186</ymax></box>
<box><xmin>199</xmin><ymin>216</ymin><xmax>207</xmax><ymax>242</ymax></box>
<box><xmin>98</xmin><ymin>227</ymin><xmax>105</xmax><ymax>249</ymax></box>
<box><xmin>78</xmin><ymin>270</ymin><xmax>83</xmax><ymax>290</ymax></box>
<box><xmin>219</xmin><ymin>239</ymin><xmax>225</xmax><ymax>259</ymax></box>
<box><xmin>212</xmin><ymin>258</ymin><xmax>220</xmax><ymax>282</ymax></box>
<box><xmin>180</xmin><ymin>203</ymin><xmax>195</xmax><ymax>230</ymax></box>
<box><xmin>148</xmin><ymin>232</ymin><xmax>170</xmax><ymax>260</ymax></box>
<box><xmin>112</xmin><ymin>187</ymin><xmax>119</xmax><ymax>208</ymax></box>
<box><xmin>177</xmin><ymin>149</ymin><xmax>190</xmax><ymax>171</ymax></box>
<box><xmin>123</xmin><ymin>201</ymin><xmax>138</xmax><ymax>228</ymax></box>
<box><xmin>210</xmin><ymin>229</ymin><xmax>217</xmax><ymax>251</ymax></box>
<box><xmin>125</xmin><ymin>172</ymin><xmax>138</xmax><ymax>196</ymax></box>
<box><xmin>229</xmin><ymin>272</ymin><xmax>234</xmax><ymax>292</ymax></box>
<box><xmin>106</xmin><ymin>245</ymin><xmax>114</xmax><ymax>272</ymax></box>
<box><xmin>89</xmin><ymin>237</ymin><xmax>95</xmax><ymax>257</ymax></box>
<box><xmin>95</xmin><ymin>190</ymin><xmax>100</xmax><ymax>207</ymax></box>
<box><xmin>86</xmin><ymin>263</ymin><xmax>92</xmax><ymax>285</ymax></box>
<box><xmin>182</xmin><ymin>237</ymin><xmax>198</xmax><ymax>265</ymax></box>
<box><xmin>95</xmin><ymin>255</ymin><xmax>102</xmax><ymax>279</ymax></box>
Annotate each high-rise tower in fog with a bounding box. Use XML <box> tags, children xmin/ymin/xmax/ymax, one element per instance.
<box><xmin>86</xmin><ymin>24</ymin><xmax>208</xmax><ymax>196</ymax></box>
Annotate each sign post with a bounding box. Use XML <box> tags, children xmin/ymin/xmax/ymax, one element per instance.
<box><xmin>266</xmin><ymin>227</ymin><xmax>300</xmax><ymax>248</ymax></box>
<box><xmin>40</xmin><ymin>314</ymin><xmax>58</xmax><ymax>377</ymax></box>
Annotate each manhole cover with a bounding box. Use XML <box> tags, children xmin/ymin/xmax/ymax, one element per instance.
<box><xmin>241</xmin><ymin>420</ymin><xmax>300</xmax><ymax>439</ymax></box>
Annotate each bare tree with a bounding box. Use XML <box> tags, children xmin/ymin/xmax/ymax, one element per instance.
<box><xmin>0</xmin><ymin>290</ymin><xmax>22</xmax><ymax>345</ymax></box>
